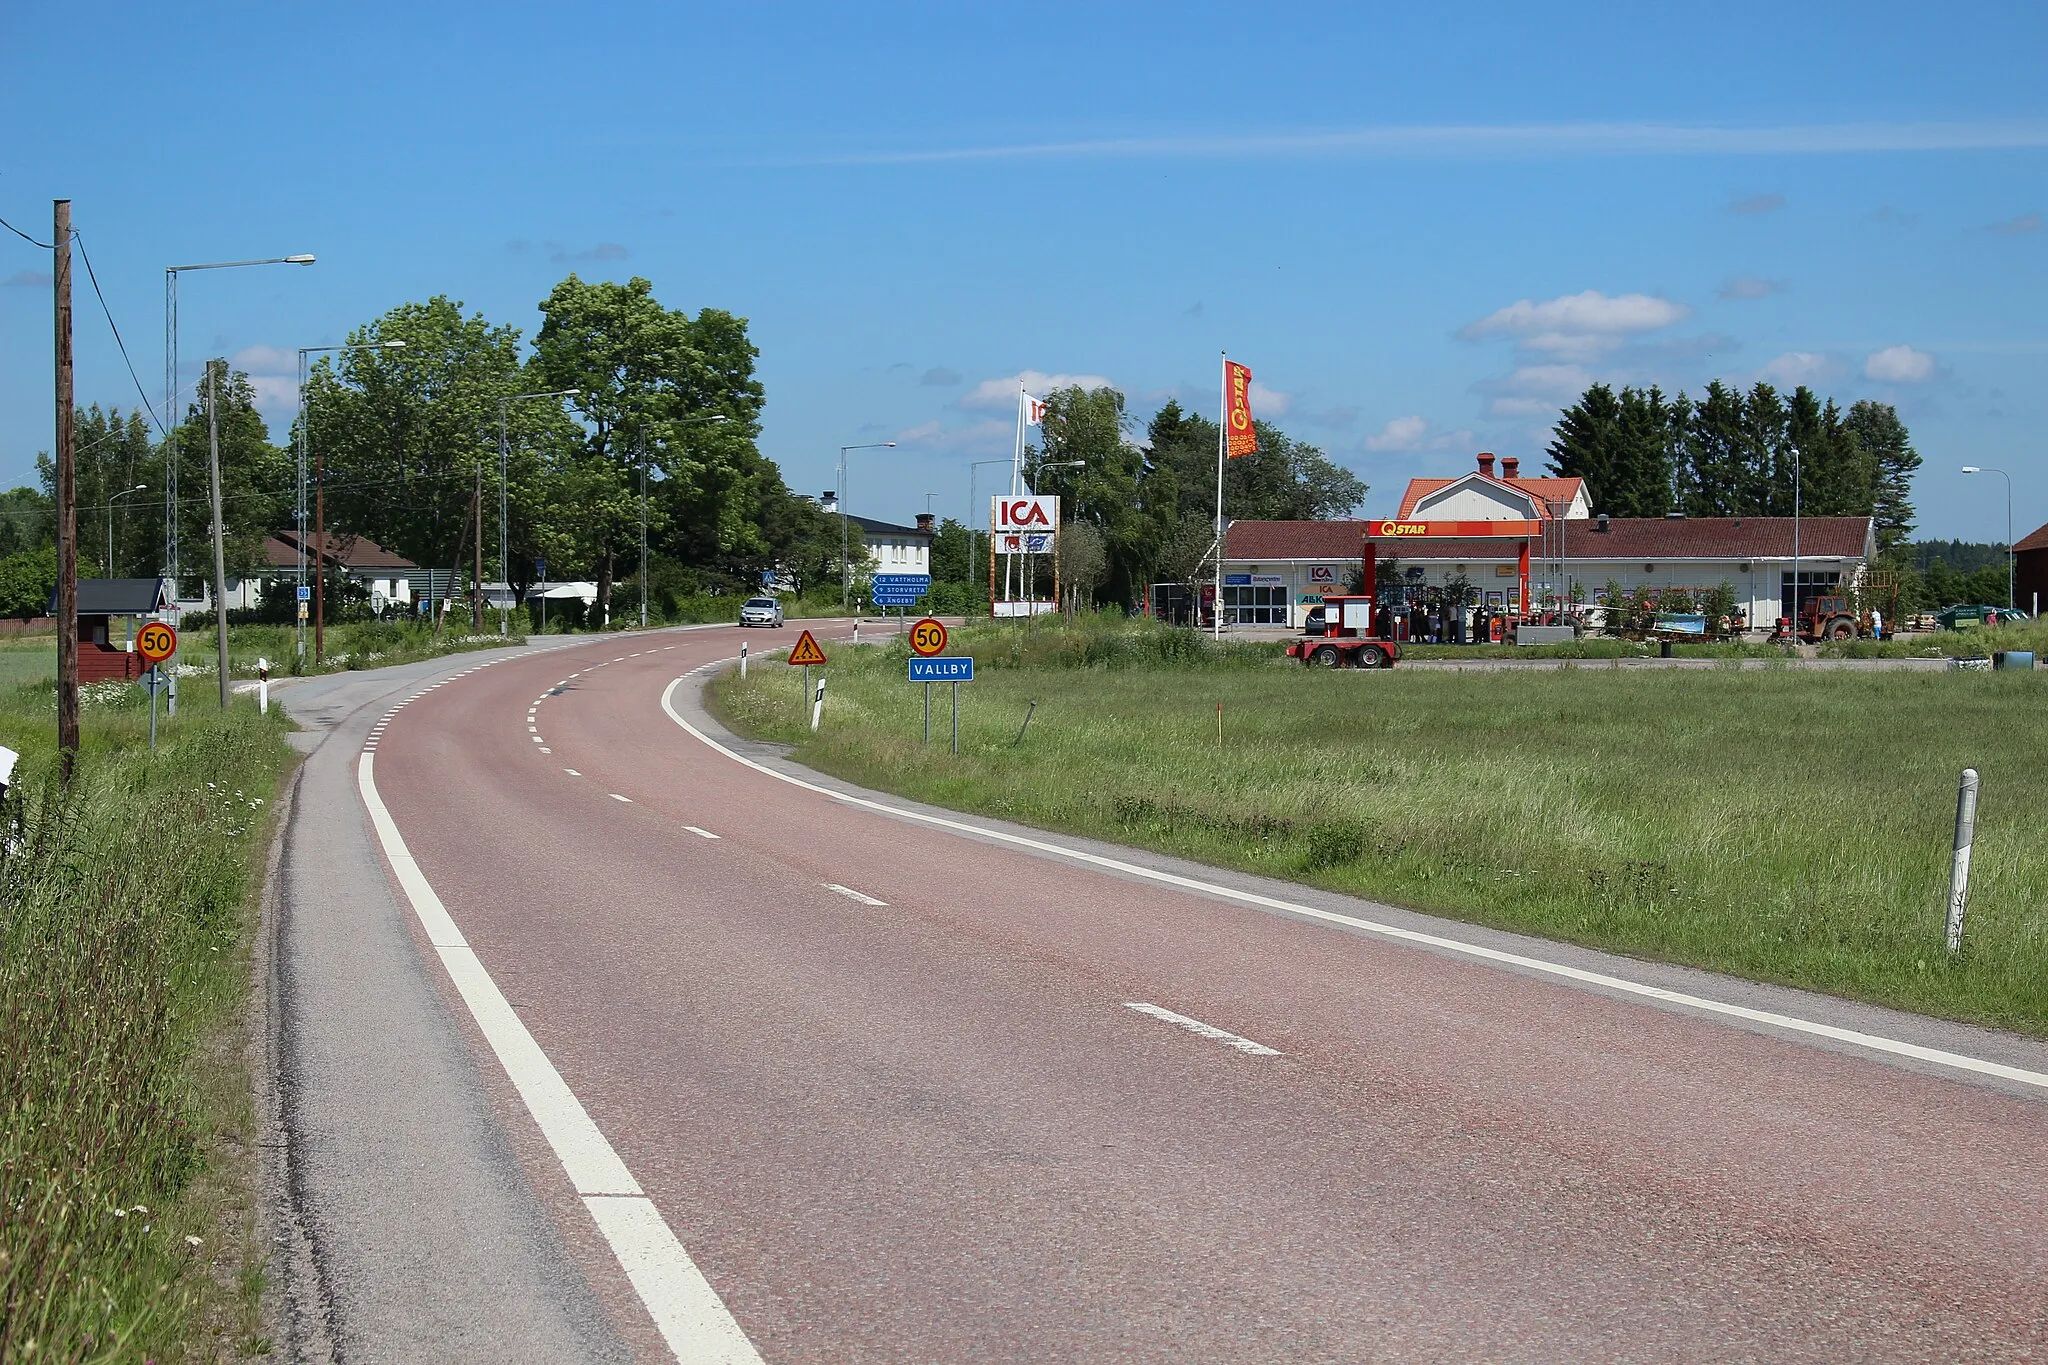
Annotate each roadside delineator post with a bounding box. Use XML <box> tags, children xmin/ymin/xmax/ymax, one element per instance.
<box><xmin>257</xmin><ymin>656</ymin><xmax>270</xmax><ymax>715</ymax></box>
<box><xmin>811</xmin><ymin>672</ymin><xmax>826</xmax><ymax>731</ymax></box>
<box><xmin>1947</xmin><ymin>768</ymin><xmax>1980</xmax><ymax>955</ymax></box>
<box><xmin>740</xmin><ymin>640</ymin><xmax>747</xmax><ymax>679</ymax></box>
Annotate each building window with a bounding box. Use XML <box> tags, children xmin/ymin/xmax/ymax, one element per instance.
<box><xmin>1221</xmin><ymin>585</ymin><xmax>1287</xmax><ymax>625</ymax></box>
<box><xmin>1781</xmin><ymin>570</ymin><xmax>1841</xmax><ymax>618</ymax></box>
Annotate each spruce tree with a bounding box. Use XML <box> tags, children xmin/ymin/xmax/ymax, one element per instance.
<box><xmin>1844</xmin><ymin>400</ymin><xmax>1920</xmax><ymax>550</ymax></box>
<box><xmin>1545</xmin><ymin>383</ymin><xmax>1623</xmax><ymax>513</ymax></box>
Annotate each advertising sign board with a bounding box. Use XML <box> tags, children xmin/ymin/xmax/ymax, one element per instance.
<box><xmin>990</xmin><ymin>495</ymin><xmax>1059</xmax><ymax>534</ymax></box>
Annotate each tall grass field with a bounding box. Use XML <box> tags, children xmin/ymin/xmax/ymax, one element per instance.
<box><xmin>0</xmin><ymin>676</ymin><xmax>292</xmax><ymax>1359</ymax></box>
<box><xmin>711</xmin><ymin>616</ymin><xmax>2048</xmax><ymax>1034</ymax></box>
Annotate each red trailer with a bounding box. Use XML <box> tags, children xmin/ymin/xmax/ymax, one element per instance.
<box><xmin>1285</xmin><ymin>594</ymin><xmax>1402</xmax><ymax>668</ymax></box>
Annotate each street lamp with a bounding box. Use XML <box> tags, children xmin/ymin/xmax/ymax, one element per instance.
<box><xmin>300</xmin><ymin>340</ymin><xmax>405</xmax><ymax>660</ymax></box>
<box><xmin>968</xmin><ymin>459</ymin><xmax>1010</xmax><ymax>596</ymax></box>
<box><xmin>497</xmin><ymin>389</ymin><xmax>579</xmax><ymax>637</ymax></box>
<box><xmin>1028</xmin><ymin>459</ymin><xmax>1083</xmax><ymax>494</ymax></box>
<box><xmin>164</xmin><ymin>254</ymin><xmax>315</xmax><ymax>594</ymax></box>
<box><xmin>1790</xmin><ymin>441</ymin><xmax>1802</xmax><ymax>631</ymax></box>
<box><xmin>107</xmin><ymin>484</ymin><xmax>147</xmax><ymax>576</ymax></box>
<box><xmin>640</xmin><ymin>415</ymin><xmax>730</xmax><ymax>627</ymax></box>
<box><xmin>838</xmin><ymin>442</ymin><xmax>896</xmax><ymax>611</ymax></box>
<box><xmin>1962</xmin><ymin>466</ymin><xmax>2015</xmax><ymax>609</ymax></box>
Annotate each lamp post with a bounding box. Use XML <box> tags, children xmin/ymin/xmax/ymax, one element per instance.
<box><xmin>300</xmin><ymin>340</ymin><xmax>405</xmax><ymax>660</ymax></box>
<box><xmin>107</xmin><ymin>484</ymin><xmax>147</xmax><ymax>576</ymax></box>
<box><xmin>165</xmin><ymin>254</ymin><xmax>315</xmax><ymax>595</ymax></box>
<box><xmin>639</xmin><ymin>414</ymin><xmax>729</xmax><ymax>627</ymax></box>
<box><xmin>838</xmin><ymin>441</ymin><xmax>896</xmax><ymax>611</ymax></box>
<box><xmin>497</xmin><ymin>389</ymin><xmax>580</xmax><ymax>637</ymax></box>
<box><xmin>1789</xmin><ymin>440</ymin><xmax>1802</xmax><ymax>631</ymax></box>
<box><xmin>1961</xmin><ymin>466</ymin><xmax>2014</xmax><ymax>609</ymax></box>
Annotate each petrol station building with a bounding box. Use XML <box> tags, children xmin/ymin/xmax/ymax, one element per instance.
<box><xmin>1217</xmin><ymin>453</ymin><xmax>1876</xmax><ymax>631</ymax></box>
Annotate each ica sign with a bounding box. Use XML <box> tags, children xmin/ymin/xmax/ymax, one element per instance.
<box><xmin>990</xmin><ymin>495</ymin><xmax>1059</xmax><ymax>534</ymax></box>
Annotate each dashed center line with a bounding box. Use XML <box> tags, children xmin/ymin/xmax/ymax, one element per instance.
<box><xmin>610</xmin><ymin>793</ymin><xmax>633</xmax><ymax>803</ymax></box>
<box><xmin>564</xmin><ymin>769</ymin><xmax>581</xmax><ymax>776</ymax></box>
<box><xmin>683</xmin><ymin>826</ymin><xmax>721</xmax><ymax>840</ymax></box>
<box><xmin>823</xmin><ymin>883</ymin><xmax>887</xmax><ymax>907</ymax></box>
<box><xmin>1123</xmin><ymin>1003</ymin><xmax>1281</xmax><ymax>1056</ymax></box>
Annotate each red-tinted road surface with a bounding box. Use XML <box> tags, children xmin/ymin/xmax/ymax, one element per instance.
<box><xmin>369</xmin><ymin>625</ymin><xmax>2048</xmax><ymax>1361</ymax></box>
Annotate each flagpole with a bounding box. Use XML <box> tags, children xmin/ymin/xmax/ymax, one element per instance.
<box><xmin>1215</xmin><ymin>351</ymin><xmax>1226</xmax><ymax>638</ymax></box>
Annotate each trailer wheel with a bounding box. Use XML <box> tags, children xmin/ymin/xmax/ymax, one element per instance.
<box><xmin>1357</xmin><ymin>644</ymin><xmax>1388</xmax><ymax>669</ymax></box>
<box><xmin>1312</xmin><ymin>644</ymin><xmax>1343</xmax><ymax>668</ymax></box>
<box><xmin>1828</xmin><ymin>618</ymin><xmax>1855</xmax><ymax>641</ymax></box>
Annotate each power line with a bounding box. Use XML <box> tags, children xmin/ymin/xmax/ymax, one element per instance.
<box><xmin>0</xmin><ymin>210</ymin><xmax>52</xmax><ymax>249</ymax></box>
<box><xmin>71</xmin><ymin>231</ymin><xmax>163</xmax><ymax>433</ymax></box>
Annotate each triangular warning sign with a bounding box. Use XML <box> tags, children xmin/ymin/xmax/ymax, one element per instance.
<box><xmin>786</xmin><ymin>629</ymin><xmax>828</xmax><ymax>666</ymax></box>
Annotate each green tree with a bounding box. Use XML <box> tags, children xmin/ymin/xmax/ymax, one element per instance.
<box><xmin>1844</xmin><ymin>400</ymin><xmax>1921</xmax><ymax>550</ymax></box>
<box><xmin>1546</xmin><ymin>383</ymin><xmax>1672</xmax><ymax>516</ymax></box>
<box><xmin>929</xmin><ymin>517</ymin><xmax>973</xmax><ymax>583</ymax></box>
<box><xmin>531</xmin><ymin>276</ymin><xmax>765</xmax><ymax>626</ymax></box>
<box><xmin>0</xmin><ymin>546</ymin><xmax>57</xmax><ymax>619</ymax></box>
<box><xmin>304</xmin><ymin>296</ymin><xmax>538</xmax><ymax>600</ymax></box>
<box><xmin>162</xmin><ymin>362</ymin><xmax>289</xmax><ymax>590</ymax></box>
<box><xmin>0</xmin><ymin>486</ymin><xmax>54</xmax><ymax>559</ymax></box>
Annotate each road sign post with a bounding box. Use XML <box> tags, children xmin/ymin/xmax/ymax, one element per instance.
<box><xmin>907</xmin><ymin>655</ymin><xmax>972</xmax><ymax>754</ymax></box>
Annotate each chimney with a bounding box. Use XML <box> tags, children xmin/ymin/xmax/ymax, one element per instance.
<box><xmin>1477</xmin><ymin>452</ymin><xmax>1496</xmax><ymax>477</ymax></box>
<box><xmin>1501</xmin><ymin>456</ymin><xmax>1520</xmax><ymax>480</ymax></box>
<box><xmin>1595</xmin><ymin>513</ymin><xmax>1610</xmax><ymax>533</ymax></box>
<box><xmin>915</xmin><ymin>512</ymin><xmax>935</xmax><ymax>533</ymax></box>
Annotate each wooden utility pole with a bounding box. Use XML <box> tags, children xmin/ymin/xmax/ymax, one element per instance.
<box><xmin>54</xmin><ymin>200</ymin><xmax>78</xmax><ymax>779</ymax></box>
<box><xmin>472</xmin><ymin>463</ymin><xmax>483</xmax><ymax>631</ymax></box>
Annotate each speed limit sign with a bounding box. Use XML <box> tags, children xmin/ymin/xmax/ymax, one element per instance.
<box><xmin>136</xmin><ymin>620</ymin><xmax>179</xmax><ymax>666</ymax></box>
<box><xmin>908</xmin><ymin>617</ymin><xmax>948</xmax><ymax>657</ymax></box>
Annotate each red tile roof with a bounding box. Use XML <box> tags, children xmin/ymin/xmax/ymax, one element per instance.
<box><xmin>265</xmin><ymin>531</ymin><xmax>421</xmax><ymax>571</ymax></box>
<box><xmin>1227</xmin><ymin>517</ymin><xmax>1874</xmax><ymax>562</ymax></box>
<box><xmin>2014</xmin><ymin>521</ymin><xmax>2048</xmax><ymax>554</ymax></box>
<box><xmin>1396</xmin><ymin>474</ymin><xmax>1585</xmax><ymax>518</ymax></box>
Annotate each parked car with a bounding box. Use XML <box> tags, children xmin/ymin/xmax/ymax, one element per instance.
<box><xmin>738</xmin><ymin>596</ymin><xmax>785</xmax><ymax>628</ymax></box>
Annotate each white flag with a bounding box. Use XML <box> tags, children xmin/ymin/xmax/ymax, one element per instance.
<box><xmin>1023</xmin><ymin>393</ymin><xmax>1047</xmax><ymax>426</ymax></box>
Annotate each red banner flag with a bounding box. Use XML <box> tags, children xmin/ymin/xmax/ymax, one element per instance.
<box><xmin>1224</xmin><ymin>360</ymin><xmax>1257</xmax><ymax>457</ymax></box>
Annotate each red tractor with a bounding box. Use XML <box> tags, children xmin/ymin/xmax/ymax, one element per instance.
<box><xmin>1797</xmin><ymin>594</ymin><xmax>1862</xmax><ymax>643</ymax></box>
<box><xmin>1285</xmin><ymin>595</ymin><xmax>1402</xmax><ymax>669</ymax></box>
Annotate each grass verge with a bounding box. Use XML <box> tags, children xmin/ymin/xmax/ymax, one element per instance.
<box><xmin>0</xmin><ymin>676</ymin><xmax>293</xmax><ymax>1359</ymax></box>
<box><xmin>711</xmin><ymin>615</ymin><xmax>2048</xmax><ymax>1034</ymax></box>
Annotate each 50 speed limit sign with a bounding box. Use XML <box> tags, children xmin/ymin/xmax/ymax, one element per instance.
<box><xmin>908</xmin><ymin>617</ymin><xmax>948</xmax><ymax>657</ymax></box>
<box><xmin>136</xmin><ymin>620</ymin><xmax>179</xmax><ymax>666</ymax></box>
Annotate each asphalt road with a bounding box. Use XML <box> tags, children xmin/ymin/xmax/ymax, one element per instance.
<box><xmin>279</xmin><ymin>624</ymin><xmax>2048</xmax><ymax>1361</ymax></box>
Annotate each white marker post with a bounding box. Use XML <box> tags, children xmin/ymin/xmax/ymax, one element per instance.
<box><xmin>739</xmin><ymin>640</ymin><xmax>748</xmax><ymax>679</ymax></box>
<box><xmin>811</xmin><ymin>672</ymin><xmax>826</xmax><ymax>732</ymax></box>
<box><xmin>1947</xmin><ymin>767</ymin><xmax>1980</xmax><ymax>955</ymax></box>
<box><xmin>256</xmin><ymin>656</ymin><xmax>270</xmax><ymax>715</ymax></box>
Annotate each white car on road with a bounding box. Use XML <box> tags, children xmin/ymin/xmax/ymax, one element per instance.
<box><xmin>738</xmin><ymin>596</ymin><xmax>785</xmax><ymax>628</ymax></box>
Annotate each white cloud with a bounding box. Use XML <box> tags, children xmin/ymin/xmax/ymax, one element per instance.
<box><xmin>1728</xmin><ymin>192</ymin><xmax>1785</xmax><ymax>214</ymax></box>
<box><xmin>1863</xmin><ymin>344</ymin><xmax>1937</xmax><ymax>384</ymax></box>
<box><xmin>1760</xmin><ymin>352</ymin><xmax>1840</xmax><ymax>386</ymax></box>
<box><xmin>1476</xmin><ymin>364</ymin><xmax>1592</xmax><ymax>420</ymax></box>
<box><xmin>890</xmin><ymin>418</ymin><xmax>1013</xmax><ymax>455</ymax></box>
<box><xmin>1719</xmin><ymin>274</ymin><xmax>1788</xmax><ymax>300</ymax></box>
<box><xmin>1248</xmin><ymin>382</ymin><xmax>1292</xmax><ymax>418</ymax></box>
<box><xmin>825</xmin><ymin>119</ymin><xmax>2048</xmax><ymax>167</ymax></box>
<box><xmin>1363</xmin><ymin>415</ymin><xmax>1476</xmax><ymax>453</ymax></box>
<box><xmin>245</xmin><ymin>375</ymin><xmax>300</xmax><ymax>412</ymax></box>
<box><xmin>1462</xmin><ymin>291</ymin><xmax>1689</xmax><ymax>343</ymax></box>
<box><xmin>961</xmin><ymin>369</ymin><xmax>1115</xmax><ymax>410</ymax></box>
<box><xmin>1987</xmin><ymin>212</ymin><xmax>2042</xmax><ymax>235</ymax></box>
<box><xmin>1364</xmin><ymin>416</ymin><xmax>1429</xmax><ymax>451</ymax></box>
<box><xmin>231</xmin><ymin>344</ymin><xmax>296</xmax><ymax>375</ymax></box>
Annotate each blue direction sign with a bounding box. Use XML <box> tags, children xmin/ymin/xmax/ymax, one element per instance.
<box><xmin>296</xmin><ymin>585</ymin><xmax>313</xmax><ymax>601</ymax></box>
<box><xmin>908</xmin><ymin>656</ymin><xmax>974</xmax><ymax>682</ymax></box>
<box><xmin>872</xmin><ymin>573</ymin><xmax>932</xmax><ymax>607</ymax></box>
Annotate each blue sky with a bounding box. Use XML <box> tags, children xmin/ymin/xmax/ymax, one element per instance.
<box><xmin>2</xmin><ymin>1</ymin><xmax>2043</xmax><ymax>541</ymax></box>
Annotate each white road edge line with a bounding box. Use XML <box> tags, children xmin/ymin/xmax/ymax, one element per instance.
<box><xmin>683</xmin><ymin>826</ymin><xmax>721</xmax><ymax>840</ymax></box>
<box><xmin>1125</xmin><ymin>1002</ymin><xmax>1280</xmax><ymax>1055</ymax></box>
<box><xmin>823</xmin><ymin>883</ymin><xmax>887</xmax><ymax>907</ymax></box>
<box><xmin>357</xmin><ymin>752</ymin><xmax>762</xmax><ymax>1364</ymax></box>
<box><xmin>660</xmin><ymin>674</ymin><xmax>2048</xmax><ymax>1097</ymax></box>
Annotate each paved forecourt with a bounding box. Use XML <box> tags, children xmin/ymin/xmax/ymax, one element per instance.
<box><xmin>353</xmin><ymin>624</ymin><xmax>2048</xmax><ymax>1361</ymax></box>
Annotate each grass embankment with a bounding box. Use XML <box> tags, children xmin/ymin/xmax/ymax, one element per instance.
<box><xmin>1384</xmin><ymin>618</ymin><xmax>2048</xmax><ymax>662</ymax></box>
<box><xmin>0</xmin><ymin>677</ymin><xmax>293</xmax><ymax>1359</ymax></box>
<box><xmin>712</xmin><ymin>616</ymin><xmax>2048</xmax><ymax>1033</ymax></box>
